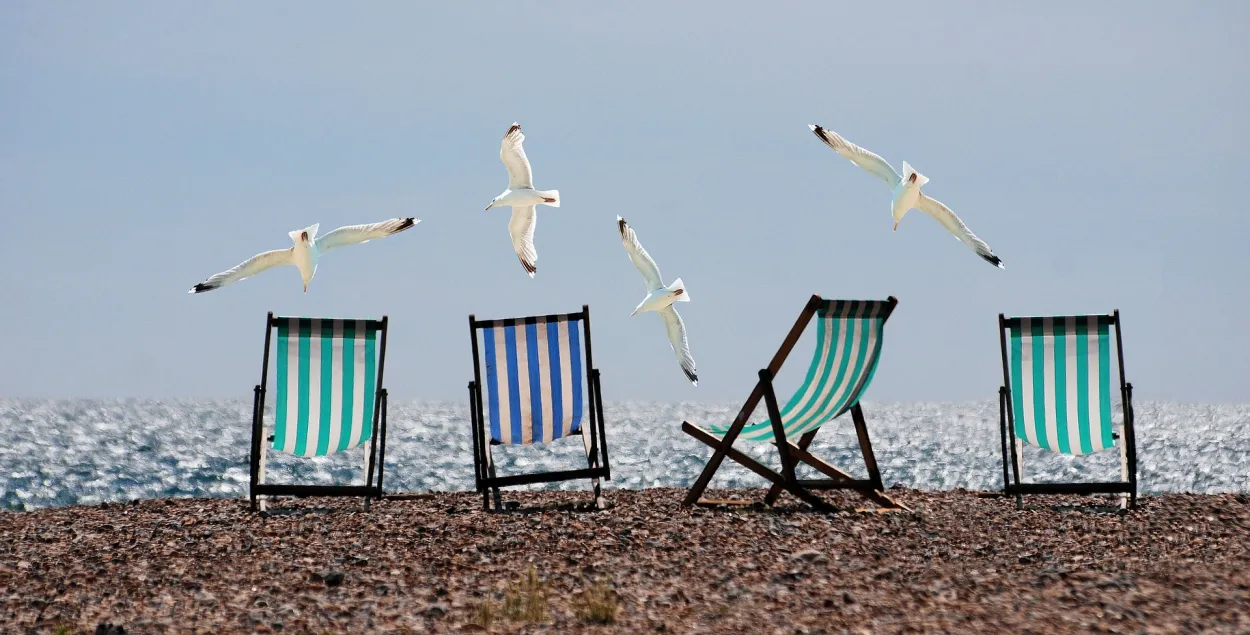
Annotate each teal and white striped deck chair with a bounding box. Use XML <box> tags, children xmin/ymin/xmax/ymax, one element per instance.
<box><xmin>682</xmin><ymin>295</ymin><xmax>907</xmax><ymax>512</ymax></box>
<box><xmin>248</xmin><ymin>313</ymin><xmax>391</xmax><ymax>512</ymax></box>
<box><xmin>998</xmin><ymin>311</ymin><xmax>1138</xmax><ymax>509</ymax></box>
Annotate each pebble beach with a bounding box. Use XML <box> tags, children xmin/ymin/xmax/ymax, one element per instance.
<box><xmin>3</xmin><ymin>488</ymin><xmax>1247</xmax><ymax>634</ymax></box>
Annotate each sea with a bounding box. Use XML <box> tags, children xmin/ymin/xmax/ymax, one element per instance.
<box><xmin>1</xmin><ymin>400</ymin><xmax>1246</xmax><ymax>511</ymax></box>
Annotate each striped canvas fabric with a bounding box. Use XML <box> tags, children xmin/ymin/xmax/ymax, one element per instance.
<box><xmin>481</xmin><ymin>316</ymin><xmax>585</xmax><ymax>445</ymax></box>
<box><xmin>1008</xmin><ymin>316</ymin><xmax>1116</xmax><ymax>456</ymax></box>
<box><xmin>272</xmin><ymin>318</ymin><xmax>379</xmax><ymax>457</ymax></box>
<box><xmin>714</xmin><ymin>300</ymin><xmax>889</xmax><ymax>442</ymax></box>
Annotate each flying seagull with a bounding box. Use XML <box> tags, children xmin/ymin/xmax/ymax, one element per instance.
<box><xmin>617</xmin><ymin>216</ymin><xmax>697</xmax><ymax>386</ymax></box>
<box><xmin>484</xmin><ymin>122</ymin><xmax>561</xmax><ymax>277</ymax></box>
<box><xmin>188</xmin><ymin>217</ymin><xmax>418</xmax><ymax>294</ymax></box>
<box><xmin>809</xmin><ymin>124</ymin><xmax>1004</xmax><ymax>269</ymax></box>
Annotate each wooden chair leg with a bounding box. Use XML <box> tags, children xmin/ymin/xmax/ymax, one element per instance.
<box><xmin>764</xmin><ymin>429</ymin><xmax>819</xmax><ymax>505</ymax></box>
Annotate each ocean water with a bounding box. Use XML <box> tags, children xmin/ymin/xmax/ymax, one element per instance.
<box><xmin>0</xmin><ymin>400</ymin><xmax>1246</xmax><ymax>510</ymax></box>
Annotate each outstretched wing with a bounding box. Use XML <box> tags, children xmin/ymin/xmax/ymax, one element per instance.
<box><xmin>315</xmin><ymin>217</ymin><xmax>418</xmax><ymax>253</ymax></box>
<box><xmin>189</xmin><ymin>248</ymin><xmax>293</xmax><ymax>293</ymax></box>
<box><xmin>658</xmin><ymin>305</ymin><xmax>698</xmax><ymax>386</ymax></box>
<box><xmin>617</xmin><ymin>216</ymin><xmax>664</xmax><ymax>290</ymax></box>
<box><xmin>500</xmin><ymin>122</ymin><xmax>534</xmax><ymax>189</ymax></box>
<box><xmin>508</xmin><ymin>205</ymin><xmax>538</xmax><ymax>277</ymax></box>
<box><xmin>915</xmin><ymin>194</ymin><xmax>1005</xmax><ymax>269</ymax></box>
<box><xmin>809</xmin><ymin>124</ymin><xmax>902</xmax><ymax>187</ymax></box>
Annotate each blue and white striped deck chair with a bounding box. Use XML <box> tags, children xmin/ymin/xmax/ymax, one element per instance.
<box><xmin>467</xmin><ymin>305</ymin><xmax>610</xmax><ymax>511</ymax></box>
<box><xmin>248</xmin><ymin>313</ymin><xmax>391</xmax><ymax>512</ymax></box>
<box><xmin>998</xmin><ymin>311</ymin><xmax>1138</xmax><ymax>509</ymax></box>
<box><xmin>682</xmin><ymin>295</ymin><xmax>906</xmax><ymax>512</ymax></box>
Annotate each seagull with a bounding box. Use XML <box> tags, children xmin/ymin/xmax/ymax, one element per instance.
<box><xmin>617</xmin><ymin>216</ymin><xmax>697</xmax><ymax>386</ymax></box>
<box><xmin>809</xmin><ymin>124</ymin><xmax>1005</xmax><ymax>269</ymax></box>
<box><xmin>484</xmin><ymin>122</ymin><xmax>561</xmax><ymax>277</ymax></box>
<box><xmin>188</xmin><ymin>217</ymin><xmax>418</xmax><ymax>294</ymax></box>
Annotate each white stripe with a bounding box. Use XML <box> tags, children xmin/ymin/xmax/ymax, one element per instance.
<box><xmin>515</xmin><ymin>324</ymin><xmax>533</xmax><ymax>444</ymax></box>
<box><xmin>557</xmin><ymin>318</ymin><xmax>573</xmax><ymax>438</ymax></box>
<box><xmin>305</xmin><ymin>324</ymin><xmax>322</xmax><ymax>457</ymax></box>
<box><xmin>536</xmin><ymin>318</ymin><xmax>554</xmax><ymax>443</ymax></box>
<box><xmin>493</xmin><ymin>326</ymin><xmax>512</xmax><ymax>444</ymax></box>
<box><xmin>1040</xmin><ymin>318</ymin><xmax>1059</xmax><ymax>451</ymax></box>
<box><xmin>1018</xmin><ymin>318</ymin><xmax>1039</xmax><ymax>447</ymax></box>
<box><xmin>1064</xmin><ymin>316</ymin><xmax>1082</xmax><ymax>454</ymax></box>
<box><xmin>794</xmin><ymin>301</ymin><xmax>865</xmax><ymax>436</ymax></box>
<box><xmin>328</xmin><ymin>320</ymin><xmax>344</xmax><ymax>452</ymax></box>
<box><xmin>283</xmin><ymin>318</ymin><xmax>301</xmax><ymax>454</ymax></box>
<box><xmin>350</xmin><ymin>320</ymin><xmax>367</xmax><ymax>448</ymax></box>
<box><xmin>1087</xmin><ymin>316</ymin><xmax>1105</xmax><ymax>452</ymax></box>
<box><xmin>781</xmin><ymin>309</ymin><xmax>838</xmax><ymax>431</ymax></box>
<box><xmin>783</xmin><ymin>303</ymin><xmax>851</xmax><ymax>436</ymax></box>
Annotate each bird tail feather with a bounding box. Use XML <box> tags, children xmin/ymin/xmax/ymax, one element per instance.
<box><xmin>667</xmin><ymin>278</ymin><xmax>690</xmax><ymax>302</ymax></box>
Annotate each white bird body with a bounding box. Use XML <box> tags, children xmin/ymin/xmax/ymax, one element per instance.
<box><xmin>809</xmin><ymin>124</ymin><xmax>1004</xmax><ymax>269</ymax></box>
<box><xmin>617</xmin><ymin>216</ymin><xmax>698</xmax><ymax>386</ymax></box>
<box><xmin>485</xmin><ymin>123</ymin><xmax>561</xmax><ymax>277</ymax></box>
<box><xmin>189</xmin><ymin>217</ymin><xmax>417</xmax><ymax>294</ymax></box>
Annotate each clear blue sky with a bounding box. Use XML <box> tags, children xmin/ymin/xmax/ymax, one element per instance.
<box><xmin>1</xmin><ymin>2</ymin><xmax>1246</xmax><ymax>402</ymax></box>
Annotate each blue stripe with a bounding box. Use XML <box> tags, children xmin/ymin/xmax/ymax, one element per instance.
<box><xmin>547</xmin><ymin>320</ymin><xmax>564</xmax><ymax>440</ymax></box>
<box><xmin>504</xmin><ymin>325</ymin><xmax>523</xmax><ymax>443</ymax></box>
<box><xmin>568</xmin><ymin>320</ymin><xmax>583</xmax><ymax>432</ymax></box>
<box><xmin>525</xmin><ymin>322</ymin><xmax>544</xmax><ymax>443</ymax></box>
<box><xmin>483</xmin><ymin>327</ymin><xmax>501</xmax><ymax>443</ymax></box>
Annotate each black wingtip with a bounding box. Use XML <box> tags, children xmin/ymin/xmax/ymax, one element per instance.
<box><xmin>811</xmin><ymin>124</ymin><xmax>827</xmax><ymax>140</ymax></box>
<box><xmin>684</xmin><ymin>368</ymin><xmax>699</xmax><ymax>385</ymax></box>
<box><xmin>189</xmin><ymin>282</ymin><xmax>215</xmax><ymax>294</ymax></box>
<box><xmin>395</xmin><ymin>217</ymin><xmax>416</xmax><ymax>233</ymax></box>
<box><xmin>981</xmin><ymin>253</ymin><xmax>1005</xmax><ymax>269</ymax></box>
<box><xmin>505</xmin><ymin>122</ymin><xmax>521</xmax><ymax>137</ymax></box>
<box><xmin>617</xmin><ymin>216</ymin><xmax>627</xmax><ymax>237</ymax></box>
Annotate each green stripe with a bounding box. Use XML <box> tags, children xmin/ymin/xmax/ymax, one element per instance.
<box><xmin>1009</xmin><ymin>326</ymin><xmax>1025</xmax><ymax>440</ymax></box>
<box><xmin>799</xmin><ymin>302</ymin><xmax>858</xmax><ymax>432</ymax></box>
<box><xmin>779</xmin><ymin>315</ymin><xmax>828</xmax><ymax>420</ymax></box>
<box><xmin>1052</xmin><ymin>320</ymin><xmax>1071</xmax><ymax>454</ymax></box>
<box><xmin>338</xmin><ymin>320</ymin><xmax>356</xmax><ymax>452</ymax></box>
<box><xmin>361</xmin><ymin>324</ymin><xmax>377</xmax><ymax>442</ymax></box>
<box><xmin>273</xmin><ymin>321</ymin><xmax>290</xmax><ymax>450</ymax></box>
<box><xmin>1030</xmin><ymin>320</ymin><xmax>1049</xmax><ymax>450</ymax></box>
<box><xmin>844</xmin><ymin>318</ymin><xmax>885</xmax><ymax>417</ymax></box>
<box><xmin>828</xmin><ymin>309</ymin><xmax>874</xmax><ymax>420</ymax></box>
<box><xmin>316</xmin><ymin>320</ymin><xmax>334</xmax><ymax>456</ymax></box>
<box><xmin>785</xmin><ymin>306</ymin><xmax>850</xmax><ymax>434</ymax></box>
<box><xmin>739</xmin><ymin>312</ymin><xmax>837</xmax><ymax>438</ymax></box>
<box><xmin>293</xmin><ymin>318</ymin><xmax>313</xmax><ymax>456</ymax></box>
<box><xmin>1075</xmin><ymin>319</ymin><xmax>1093</xmax><ymax>454</ymax></box>
<box><xmin>1097</xmin><ymin>323</ymin><xmax>1113</xmax><ymax>447</ymax></box>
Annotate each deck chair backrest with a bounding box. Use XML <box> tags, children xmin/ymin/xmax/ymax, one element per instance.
<box><xmin>475</xmin><ymin>313</ymin><xmax>587</xmax><ymax>445</ymax></box>
<box><xmin>271</xmin><ymin>317</ymin><xmax>381</xmax><ymax>457</ymax></box>
<box><xmin>734</xmin><ymin>299</ymin><xmax>893</xmax><ymax>441</ymax></box>
<box><xmin>1004</xmin><ymin>315</ymin><xmax>1119</xmax><ymax>456</ymax></box>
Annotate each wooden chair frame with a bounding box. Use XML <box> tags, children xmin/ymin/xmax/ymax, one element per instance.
<box><xmin>248</xmin><ymin>312</ymin><xmax>390</xmax><ymax>512</ymax></box>
<box><xmin>682</xmin><ymin>295</ymin><xmax>907</xmax><ymax>512</ymax></box>
<box><xmin>467</xmin><ymin>305</ymin><xmax>611</xmax><ymax>512</ymax></box>
<box><xmin>998</xmin><ymin>310</ymin><xmax>1138</xmax><ymax>510</ymax></box>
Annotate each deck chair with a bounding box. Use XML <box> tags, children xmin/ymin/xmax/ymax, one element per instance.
<box><xmin>249</xmin><ymin>313</ymin><xmax>390</xmax><ymax>512</ymax></box>
<box><xmin>682</xmin><ymin>295</ymin><xmax>906</xmax><ymax>512</ymax></box>
<box><xmin>998</xmin><ymin>311</ymin><xmax>1138</xmax><ymax>509</ymax></box>
<box><xmin>467</xmin><ymin>305</ymin><xmax>611</xmax><ymax>512</ymax></box>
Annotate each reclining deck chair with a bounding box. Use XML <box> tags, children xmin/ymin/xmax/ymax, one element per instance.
<box><xmin>682</xmin><ymin>295</ymin><xmax>906</xmax><ymax>512</ymax></box>
<box><xmin>249</xmin><ymin>313</ymin><xmax>390</xmax><ymax>512</ymax></box>
<box><xmin>467</xmin><ymin>305</ymin><xmax>611</xmax><ymax>511</ymax></box>
<box><xmin>998</xmin><ymin>311</ymin><xmax>1138</xmax><ymax>509</ymax></box>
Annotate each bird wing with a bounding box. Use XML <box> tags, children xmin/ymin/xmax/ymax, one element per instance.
<box><xmin>658</xmin><ymin>305</ymin><xmax>698</xmax><ymax>385</ymax></box>
<box><xmin>915</xmin><ymin>194</ymin><xmax>1005</xmax><ymax>269</ymax></box>
<box><xmin>500</xmin><ymin>122</ymin><xmax>534</xmax><ymax>189</ymax></box>
<box><xmin>508</xmin><ymin>205</ymin><xmax>538</xmax><ymax>277</ymax></box>
<box><xmin>189</xmin><ymin>248</ymin><xmax>293</xmax><ymax>293</ymax></box>
<box><xmin>809</xmin><ymin>124</ymin><xmax>902</xmax><ymax>188</ymax></box>
<box><xmin>616</xmin><ymin>216</ymin><xmax>664</xmax><ymax>290</ymax></box>
<box><xmin>315</xmin><ymin>217</ymin><xmax>418</xmax><ymax>253</ymax></box>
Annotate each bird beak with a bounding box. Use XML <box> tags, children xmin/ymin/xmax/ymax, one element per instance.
<box><xmin>892</xmin><ymin>221</ymin><xmax>899</xmax><ymax>232</ymax></box>
<box><xmin>484</xmin><ymin>203</ymin><xmax>493</xmax><ymax>211</ymax></box>
<box><xmin>303</xmin><ymin>284</ymin><xmax>308</xmax><ymax>293</ymax></box>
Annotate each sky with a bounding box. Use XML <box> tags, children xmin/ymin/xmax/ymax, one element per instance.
<box><xmin>1</xmin><ymin>2</ymin><xmax>1247</xmax><ymax>403</ymax></box>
